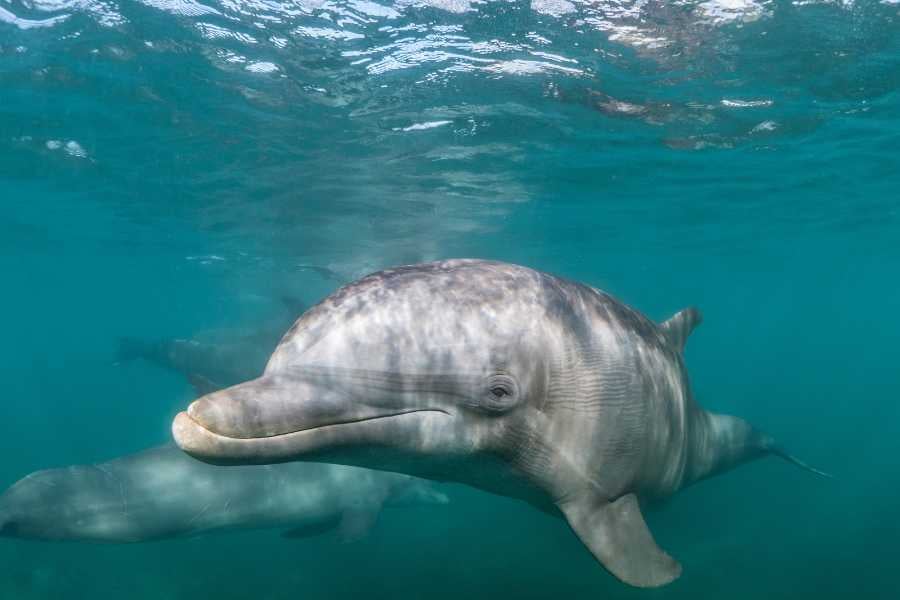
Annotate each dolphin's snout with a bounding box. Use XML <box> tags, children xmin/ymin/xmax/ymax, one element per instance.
<box><xmin>183</xmin><ymin>376</ymin><xmax>327</xmax><ymax>441</ymax></box>
<box><xmin>186</xmin><ymin>395</ymin><xmax>246</xmax><ymax>439</ymax></box>
<box><xmin>171</xmin><ymin>411</ymin><xmax>228</xmax><ymax>463</ymax></box>
<box><xmin>172</xmin><ymin>410</ymin><xmax>267</xmax><ymax>465</ymax></box>
<box><xmin>179</xmin><ymin>371</ymin><xmax>427</xmax><ymax>445</ymax></box>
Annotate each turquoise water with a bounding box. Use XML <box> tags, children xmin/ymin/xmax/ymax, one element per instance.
<box><xmin>2</xmin><ymin>0</ymin><xmax>899</xmax><ymax>597</ymax></box>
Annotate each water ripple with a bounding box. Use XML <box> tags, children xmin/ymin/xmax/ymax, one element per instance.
<box><xmin>2</xmin><ymin>0</ymin><xmax>898</xmax><ymax>270</ymax></box>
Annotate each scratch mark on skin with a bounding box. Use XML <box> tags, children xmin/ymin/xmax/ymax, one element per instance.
<box><xmin>188</xmin><ymin>503</ymin><xmax>212</xmax><ymax>527</ymax></box>
<box><xmin>93</xmin><ymin>464</ymin><xmax>128</xmax><ymax>516</ymax></box>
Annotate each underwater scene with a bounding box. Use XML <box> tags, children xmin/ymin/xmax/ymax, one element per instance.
<box><xmin>2</xmin><ymin>0</ymin><xmax>899</xmax><ymax>598</ymax></box>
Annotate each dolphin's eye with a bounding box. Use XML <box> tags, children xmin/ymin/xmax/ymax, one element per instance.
<box><xmin>480</xmin><ymin>373</ymin><xmax>519</xmax><ymax>413</ymax></box>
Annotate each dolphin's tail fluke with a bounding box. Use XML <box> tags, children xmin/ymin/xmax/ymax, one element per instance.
<box><xmin>767</xmin><ymin>444</ymin><xmax>834</xmax><ymax>479</ymax></box>
<box><xmin>689</xmin><ymin>412</ymin><xmax>833</xmax><ymax>484</ymax></box>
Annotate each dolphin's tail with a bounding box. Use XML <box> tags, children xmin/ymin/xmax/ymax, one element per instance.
<box><xmin>690</xmin><ymin>412</ymin><xmax>833</xmax><ymax>484</ymax></box>
<box><xmin>766</xmin><ymin>443</ymin><xmax>834</xmax><ymax>479</ymax></box>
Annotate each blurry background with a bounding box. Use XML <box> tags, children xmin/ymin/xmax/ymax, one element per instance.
<box><xmin>1</xmin><ymin>0</ymin><xmax>898</xmax><ymax>598</ymax></box>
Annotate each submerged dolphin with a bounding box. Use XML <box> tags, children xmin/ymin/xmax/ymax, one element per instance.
<box><xmin>0</xmin><ymin>445</ymin><xmax>446</xmax><ymax>543</ymax></box>
<box><xmin>172</xmin><ymin>259</ymin><xmax>828</xmax><ymax>587</ymax></box>
<box><xmin>117</xmin><ymin>296</ymin><xmax>307</xmax><ymax>395</ymax></box>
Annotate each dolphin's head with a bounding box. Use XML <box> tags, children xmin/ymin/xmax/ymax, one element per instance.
<box><xmin>0</xmin><ymin>471</ymin><xmax>68</xmax><ymax>540</ymax></box>
<box><xmin>0</xmin><ymin>465</ymin><xmax>150</xmax><ymax>542</ymax></box>
<box><xmin>172</xmin><ymin>261</ymin><xmax>576</xmax><ymax>493</ymax></box>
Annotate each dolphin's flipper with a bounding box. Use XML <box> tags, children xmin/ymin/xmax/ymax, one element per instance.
<box><xmin>337</xmin><ymin>503</ymin><xmax>381</xmax><ymax>543</ymax></box>
<box><xmin>280</xmin><ymin>513</ymin><xmax>343</xmax><ymax>540</ymax></box>
<box><xmin>559</xmin><ymin>492</ymin><xmax>681</xmax><ymax>588</ymax></box>
<box><xmin>659</xmin><ymin>307</ymin><xmax>702</xmax><ymax>353</ymax></box>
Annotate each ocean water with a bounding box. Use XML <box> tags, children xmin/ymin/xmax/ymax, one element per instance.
<box><xmin>1</xmin><ymin>0</ymin><xmax>899</xmax><ymax>597</ymax></box>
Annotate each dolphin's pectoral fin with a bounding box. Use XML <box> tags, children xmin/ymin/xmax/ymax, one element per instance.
<box><xmin>659</xmin><ymin>307</ymin><xmax>702</xmax><ymax>353</ymax></box>
<box><xmin>337</xmin><ymin>503</ymin><xmax>381</xmax><ymax>543</ymax></box>
<box><xmin>280</xmin><ymin>513</ymin><xmax>343</xmax><ymax>540</ymax></box>
<box><xmin>281</xmin><ymin>504</ymin><xmax>384</xmax><ymax>543</ymax></box>
<box><xmin>559</xmin><ymin>492</ymin><xmax>681</xmax><ymax>588</ymax></box>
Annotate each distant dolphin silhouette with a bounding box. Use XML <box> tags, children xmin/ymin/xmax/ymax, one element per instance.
<box><xmin>0</xmin><ymin>445</ymin><xmax>447</xmax><ymax>543</ymax></box>
<box><xmin>117</xmin><ymin>296</ymin><xmax>306</xmax><ymax>395</ymax></box>
<box><xmin>172</xmin><ymin>259</ymin><xmax>829</xmax><ymax>587</ymax></box>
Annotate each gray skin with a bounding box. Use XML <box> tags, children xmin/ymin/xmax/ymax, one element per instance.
<box><xmin>171</xmin><ymin>259</ymin><xmax>828</xmax><ymax>588</ymax></box>
<box><xmin>0</xmin><ymin>445</ymin><xmax>446</xmax><ymax>543</ymax></box>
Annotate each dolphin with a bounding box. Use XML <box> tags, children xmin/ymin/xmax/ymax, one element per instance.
<box><xmin>0</xmin><ymin>445</ymin><xmax>446</xmax><ymax>543</ymax></box>
<box><xmin>171</xmin><ymin>259</ymin><xmax>828</xmax><ymax>587</ymax></box>
<box><xmin>116</xmin><ymin>296</ymin><xmax>307</xmax><ymax>395</ymax></box>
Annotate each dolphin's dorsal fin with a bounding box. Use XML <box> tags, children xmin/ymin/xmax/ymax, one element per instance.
<box><xmin>659</xmin><ymin>307</ymin><xmax>702</xmax><ymax>352</ymax></box>
<box><xmin>558</xmin><ymin>492</ymin><xmax>681</xmax><ymax>588</ymax></box>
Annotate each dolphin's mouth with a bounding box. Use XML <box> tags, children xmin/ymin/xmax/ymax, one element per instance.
<box><xmin>186</xmin><ymin>404</ymin><xmax>448</xmax><ymax>439</ymax></box>
<box><xmin>172</xmin><ymin>408</ymin><xmax>451</xmax><ymax>464</ymax></box>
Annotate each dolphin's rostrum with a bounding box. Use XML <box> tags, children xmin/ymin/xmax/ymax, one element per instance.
<box><xmin>172</xmin><ymin>259</ymin><xmax>829</xmax><ymax>588</ymax></box>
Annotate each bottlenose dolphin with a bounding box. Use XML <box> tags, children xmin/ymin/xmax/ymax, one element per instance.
<box><xmin>172</xmin><ymin>259</ymin><xmax>828</xmax><ymax>587</ymax></box>
<box><xmin>117</xmin><ymin>296</ymin><xmax>307</xmax><ymax>395</ymax></box>
<box><xmin>0</xmin><ymin>445</ymin><xmax>446</xmax><ymax>543</ymax></box>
